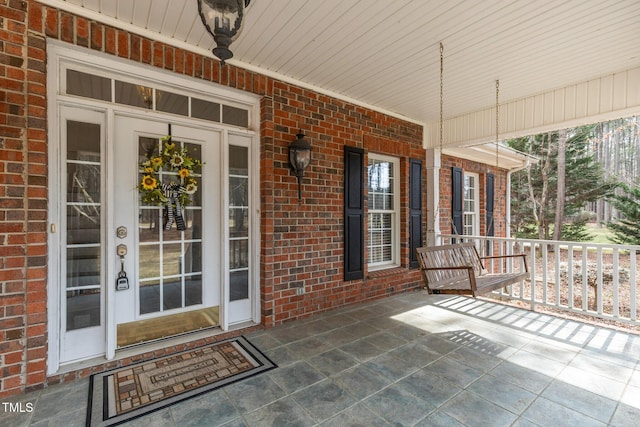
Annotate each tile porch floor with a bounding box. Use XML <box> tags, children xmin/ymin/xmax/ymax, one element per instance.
<box><xmin>2</xmin><ymin>291</ymin><xmax>640</xmax><ymax>426</ymax></box>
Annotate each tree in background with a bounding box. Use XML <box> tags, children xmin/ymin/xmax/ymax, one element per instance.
<box><xmin>591</xmin><ymin>117</ymin><xmax>640</xmax><ymax>224</ymax></box>
<box><xmin>607</xmin><ymin>183</ymin><xmax>640</xmax><ymax>245</ymax></box>
<box><xmin>508</xmin><ymin>126</ymin><xmax>616</xmax><ymax>241</ymax></box>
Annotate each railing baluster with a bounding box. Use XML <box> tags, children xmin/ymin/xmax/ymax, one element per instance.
<box><xmin>631</xmin><ymin>249</ymin><xmax>637</xmax><ymax>322</ymax></box>
<box><xmin>613</xmin><ymin>248</ymin><xmax>619</xmax><ymax>318</ymax></box>
<box><xmin>568</xmin><ymin>244</ymin><xmax>574</xmax><ymax>309</ymax></box>
<box><xmin>582</xmin><ymin>247</ymin><xmax>588</xmax><ymax>312</ymax></box>
<box><xmin>542</xmin><ymin>242</ymin><xmax>548</xmax><ymax>305</ymax></box>
<box><xmin>554</xmin><ymin>242</ymin><xmax>561</xmax><ymax>307</ymax></box>
<box><xmin>597</xmin><ymin>247</ymin><xmax>603</xmax><ymax>315</ymax></box>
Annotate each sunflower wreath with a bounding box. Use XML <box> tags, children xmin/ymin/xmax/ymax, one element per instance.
<box><xmin>138</xmin><ymin>135</ymin><xmax>203</xmax><ymax>230</ymax></box>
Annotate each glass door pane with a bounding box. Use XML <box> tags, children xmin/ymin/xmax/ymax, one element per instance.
<box><xmin>229</xmin><ymin>145</ymin><xmax>249</xmax><ymax>301</ymax></box>
<box><xmin>138</xmin><ymin>137</ymin><xmax>203</xmax><ymax>315</ymax></box>
<box><xmin>66</xmin><ymin>121</ymin><xmax>102</xmax><ymax>331</ymax></box>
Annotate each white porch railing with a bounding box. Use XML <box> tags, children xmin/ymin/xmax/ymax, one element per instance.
<box><xmin>437</xmin><ymin>234</ymin><xmax>640</xmax><ymax>327</ymax></box>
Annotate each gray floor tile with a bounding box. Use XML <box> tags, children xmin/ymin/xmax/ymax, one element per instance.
<box><xmin>628</xmin><ymin>368</ymin><xmax>640</xmax><ymax>388</ymax></box>
<box><xmin>414</xmin><ymin>410</ymin><xmax>466</xmax><ymax>427</ymax></box>
<box><xmin>490</xmin><ymin>360</ymin><xmax>554</xmax><ymax>394</ymax></box>
<box><xmin>418</xmin><ymin>333</ymin><xmax>463</xmax><ymax>355</ymax></box>
<box><xmin>440</xmin><ymin>390</ymin><xmax>518</xmax><ymax>427</ymax></box>
<box><xmin>507</xmin><ymin>348</ymin><xmax>567</xmax><ymax>377</ymax></box>
<box><xmin>336</xmin><ymin>322</ymin><xmax>380</xmax><ymax>340</ymax></box>
<box><xmin>291</xmin><ymin>379</ymin><xmax>356</xmax><ymax>423</ymax></box>
<box><xmin>330</xmin><ymin>365</ymin><xmax>391</xmax><ymax>401</ymax></box>
<box><xmin>556</xmin><ymin>366</ymin><xmax>626</xmax><ymax>400</ymax></box>
<box><xmin>243</xmin><ymin>397</ymin><xmax>315</xmax><ymax>427</ymax></box>
<box><xmin>0</xmin><ymin>411</ymin><xmax>31</xmax><ymax>427</ymax></box>
<box><xmin>339</xmin><ymin>339</ymin><xmax>386</xmax><ymax>362</ymax></box>
<box><xmin>364</xmin><ymin>352</ymin><xmax>420</xmax><ymax>382</ymax></box>
<box><xmin>387</xmin><ymin>340</ymin><xmax>443</xmax><ymax>369</ymax></box>
<box><xmin>314</xmin><ymin>313</ymin><xmax>360</xmax><ymax>331</ymax></box>
<box><xmin>286</xmin><ymin>336</ymin><xmax>334</xmax><ymax>360</ymax></box>
<box><xmin>448</xmin><ymin>344</ymin><xmax>505</xmax><ymax>373</ymax></box>
<box><xmin>388</xmin><ymin>323</ymin><xmax>432</xmax><ymax>341</ymax></box>
<box><xmin>396</xmin><ymin>368</ymin><xmax>463</xmax><ymax>407</ymax></box>
<box><xmin>170</xmin><ymin>390</ymin><xmax>239</xmax><ymax>426</ymax></box>
<box><xmin>119</xmin><ymin>409</ymin><xmax>173</xmax><ymax>427</ymax></box>
<box><xmin>422</xmin><ymin>356</ymin><xmax>484</xmax><ymax>388</ymax></box>
<box><xmin>244</xmin><ymin>332</ymin><xmax>283</xmax><ymax>352</ymax></box>
<box><xmin>321</xmin><ymin>403</ymin><xmax>391</xmax><ymax>427</ymax></box>
<box><xmin>610</xmin><ymin>402</ymin><xmax>640</xmax><ymax>427</ymax></box>
<box><xmin>364</xmin><ymin>384</ymin><xmax>434</xmax><ymax>426</ymax></box>
<box><xmin>224</xmin><ymin>372</ymin><xmax>287</xmax><ymax>413</ymax></box>
<box><xmin>307</xmin><ymin>348</ymin><xmax>359</xmax><ymax>377</ymax></box>
<box><xmin>268</xmin><ymin>325</ymin><xmax>313</xmax><ymax>344</ymax></box>
<box><xmin>316</xmin><ymin>329</ymin><xmax>359</xmax><ymax>347</ymax></box>
<box><xmin>569</xmin><ymin>352</ymin><xmax>635</xmax><ymax>382</ymax></box>
<box><xmin>361</xmin><ymin>331</ymin><xmax>409</xmax><ymax>352</ymax></box>
<box><xmin>220</xmin><ymin>418</ymin><xmax>248</xmax><ymax>427</ymax></box>
<box><xmin>268</xmin><ymin>361</ymin><xmax>325</xmax><ymax>394</ymax></box>
<box><xmin>265</xmin><ymin>344</ymin><xmax>299</xmax><ymax>367</ymax></box>
<box><xmin>522</xmin><ymin>397</ymin><xmax>606</xmax><ymax>427</ymax></box>
<box><xmin>30</xmin><ymin>383</ymin><xmax>88</xmax><ymax>424</ymax></box>
<box><xmin>467</xmin><ymin>374</ymin><xmax>537</xmax><ymax>414</ymax></box>
<box><xmin>541</xmin><ymin>379</ymin><xmax>617</xmax><ymax>422</ymax></box>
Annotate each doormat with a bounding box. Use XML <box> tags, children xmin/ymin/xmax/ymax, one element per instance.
<box><xmin>86</xmin><ymin>336</ymin><xmax>276</xmax><ymax>427</ymax></box>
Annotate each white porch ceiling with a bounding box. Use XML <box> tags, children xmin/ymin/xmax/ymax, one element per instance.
<box><xmin>43</xmin><ymin>0</ymin><xmax>640</xmax><ymax>129</ymax></box>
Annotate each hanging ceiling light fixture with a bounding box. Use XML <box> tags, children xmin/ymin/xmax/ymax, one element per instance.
<box><xmin>197</xmin><ymin>0</ymin><xmax>252</xmax><ymax>66</ymax></box>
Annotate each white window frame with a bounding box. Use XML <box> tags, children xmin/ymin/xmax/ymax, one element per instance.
<box><xmin>367</xmin><ymin>153</ymin><xmax>400</xmax><ymax>270</ymax></box>
<box><xmin>463</xmin><ymin>172</ymin><xmax>480</xmax><ymax>236</ymax></box>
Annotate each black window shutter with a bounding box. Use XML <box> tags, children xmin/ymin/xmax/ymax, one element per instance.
<box><xmin>409</xmin><ymin>159</ymin><xmax>423</xmax><ymax>269</ymax></box>
<box><xmin>451</xmin><ymin>166</ymin><xmax>464</xmax><ymax>242</ymax></box>
<box><xmin>344</xmin><ymin>146</ymin><xmax>365</xmax><ymax>281</ymax></box>
<box><xmin>486</xmin><ymin>173</ymin><xmax>495</xmax><ymax>237</ymax></box>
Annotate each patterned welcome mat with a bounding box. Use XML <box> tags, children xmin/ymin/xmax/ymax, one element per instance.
<box><xmin>86</xmin><ymin>336</ymin><xmax>276</xmax><ymax>427</ymax></box>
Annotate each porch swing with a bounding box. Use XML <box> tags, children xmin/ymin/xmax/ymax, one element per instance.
<box><xmin>416</xmin><ymin>43</ymin><xmax>529</xmax><ymax>297</ymax></box>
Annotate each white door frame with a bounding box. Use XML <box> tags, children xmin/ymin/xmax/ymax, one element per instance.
<box><xmin>47</xmin><ymin>42</ymin><xmax>261</xmax><ymax>374</ymax></box>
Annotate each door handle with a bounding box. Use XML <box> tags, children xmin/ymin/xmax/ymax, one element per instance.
<box><xmin>116</xmin><ymin>244</ymin><xmax>129</xmax><ymax>290</ymax></box>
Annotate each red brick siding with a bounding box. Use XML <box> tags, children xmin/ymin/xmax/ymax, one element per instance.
<box><xmin>1</xmin><ymin>0</ymin><xmax>48</xmax><ymax>398</ymax></box>
<box><xmin>438</xmin><ymin>154</ymin><xmax>508</xmax><ymax>238</ymax></box>
<box><xmin>0</xmin><ymin>1</ymin><xmax>426</xmax><ymax>396</ymax></box>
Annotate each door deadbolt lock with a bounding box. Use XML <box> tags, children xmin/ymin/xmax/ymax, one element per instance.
<box><xmin>116</xmin><ymin>226</ymin><xmax>127</xmax><ymax>239</ymax></box>
<box><xmin>117</xmin><ymin>244</ymin><xmax>127</xmax><ymax>257</ymax></box>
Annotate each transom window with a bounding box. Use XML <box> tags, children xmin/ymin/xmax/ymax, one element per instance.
<box><xmin>65</xmin><ymin>69</ymin><xmax>250</xmax><ymax>128</ymax></box>
<box><xmin>367</xmin><ymin>154</ymin><xmax>400</xmax><ymax>269</ymax></box>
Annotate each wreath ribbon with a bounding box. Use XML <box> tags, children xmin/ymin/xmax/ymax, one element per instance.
<box><xmin>162</xmin><ymin>183</ymin><xmax>187</xmax><ymax>231</ymax></box>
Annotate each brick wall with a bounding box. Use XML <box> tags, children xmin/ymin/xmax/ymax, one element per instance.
<box><xmin>264</xmin><ymin>82</ymin><xmax>425</xmax><ymax>326</ymax></box>
<box><xmin>0</xmin><ymin>0</ymin><xmax>425</xmax><ymax>396</ymax></box>
<box><xmin>0</xmin><ymin>0</ymin><xmax>48</xmax><ymax>398</ymax></box>
<box><xmin>438</xmin><ymin>154</ymin><xmax>508</xmax><ymax>238</ymax></box>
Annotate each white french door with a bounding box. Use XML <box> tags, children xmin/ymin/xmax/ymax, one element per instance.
<box><xmin>54</xmin><ymin>109</ymin><xmax>256</xmax><ymax>365</ymax></box>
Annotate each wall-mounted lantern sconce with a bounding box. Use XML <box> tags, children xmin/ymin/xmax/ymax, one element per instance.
<box><xmin>197</xmin><ymin>0</ymin><xmax>252</xmax><ymax>66</ymax></box>
<box><xmin>289</xmin><ymin>130</ymin><xmax>311</xmax><ymax>202</ymax></box>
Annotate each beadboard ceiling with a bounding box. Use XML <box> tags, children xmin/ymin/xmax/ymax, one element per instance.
<box><xmin>42</xmin><ymin>0</ymin><xmax>640</xmax><ymax>127</ymax></box>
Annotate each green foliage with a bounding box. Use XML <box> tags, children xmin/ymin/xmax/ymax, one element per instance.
<box><xmin>607</xmin><ymin>183</ymin><xmax>640</xmax><ymax>245</ymax></box>
<box><xmin>561</xmin><ymin>220</ymin><xmax>593</xmax><ymax>242</ymax></box>
<box><xmin>508</xmin><ymin>126</ymin><xmax>617</xmax><ymax>240</ymax></box>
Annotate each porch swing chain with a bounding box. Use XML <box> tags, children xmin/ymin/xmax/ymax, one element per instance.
<box><xmin>439</xmin><ymin>42</ymin><xmax>444</xmax><ymax>157</ymax></box>
<box><xmin>436</xmin><ymin>42</ymin><xmax>445</xmax><ymax>239</ymax></box>
<box><xmin>495</xmin><ymin>79</ymin><xmax>500</xmax><ymax>172</ymax></box>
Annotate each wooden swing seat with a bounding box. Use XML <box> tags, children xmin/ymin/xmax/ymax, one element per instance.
<box><xmin>416</xmin><ymin>242</ymin><xmax>529</xmax><ymax>297</ymax></box>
